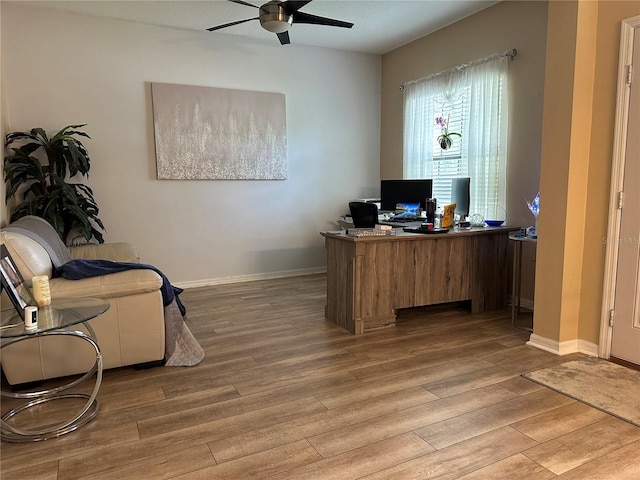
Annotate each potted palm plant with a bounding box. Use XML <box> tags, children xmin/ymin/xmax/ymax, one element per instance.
<box><xmin>4</xmin><ymin>124</ymin><xmax>105</xmax><ymax>244</ymax></box>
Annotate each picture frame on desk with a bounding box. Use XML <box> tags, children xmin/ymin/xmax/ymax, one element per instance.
<box><xmin>0</xmin><ymin>244</ymin><xmax>34</xmax><ymax>319</ymax></box>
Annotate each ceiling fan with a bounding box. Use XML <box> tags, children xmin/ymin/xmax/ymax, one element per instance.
<box><xmin>207</xmin><ymin>0</ymin><xmax>354</xmax><ymax>45</ymax></box>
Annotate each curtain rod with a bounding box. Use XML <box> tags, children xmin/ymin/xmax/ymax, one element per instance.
<box><xmin>400</xmin><ymin>48</ymin><xmax>517</xmax><ymax>91</ymax></box>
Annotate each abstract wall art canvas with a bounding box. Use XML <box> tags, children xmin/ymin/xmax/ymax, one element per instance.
<box><xmin>151</xmin><ymin>82</ymin><xmax>287</xmax><ymax>180</ymax></box>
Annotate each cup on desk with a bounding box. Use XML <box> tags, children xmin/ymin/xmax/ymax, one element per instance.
<box><xmin>31</xmin><ymin>275</ymin><xmax>51</xmax><ymax>307</ymax></box>
<box><xmin>421</xmin><ymin>222</ymin><xmax>434</xmax><ymax>231</ymax></box>
<box><xmin>426</xmin><ymin>198</ymin><xmax>437</xmax><ymax>224</ymax></box>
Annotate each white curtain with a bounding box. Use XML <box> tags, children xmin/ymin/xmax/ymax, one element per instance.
<box><xmin>403</xmin><ymin>69</ymin><xmax>467</xmax><ymax>179</ymax></box>
<box><xmin>403</xmin><ymin>54</ymin><xmax>509</xmax><ymax>218</ymax></box>
<box><xmin>403</xmin><ymin>80</ymin><xmax>434</xmax><ymax>179</ymax></box>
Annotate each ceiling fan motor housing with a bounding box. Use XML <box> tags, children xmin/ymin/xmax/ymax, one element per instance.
<box><xmin>259</xmin><ymin>1</ymin><xmax>293</xmax><ymax>33</ymax></box>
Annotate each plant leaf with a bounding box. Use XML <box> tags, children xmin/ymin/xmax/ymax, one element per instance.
<box><xmin>4</xmin><ymin>124</ymin><xmax>105</xmax><ymax>243</ymax></box>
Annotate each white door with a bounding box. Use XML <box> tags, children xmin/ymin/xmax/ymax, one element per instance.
<box><xmin>610</xmin><ymin>20</ymin><xmax>640</xmax><ymax>365</ymax></box>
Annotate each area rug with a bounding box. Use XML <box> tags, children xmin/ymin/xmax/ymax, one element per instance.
<box><xmin>523</xmin><ymin>356</ymin><xmax>640</xmax><ymax>427</ymax></box>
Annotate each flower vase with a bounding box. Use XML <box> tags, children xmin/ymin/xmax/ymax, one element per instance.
<box><xmin>526</xmin><ymin>217</ymin><xmax>538</xmax><ymax>238</ymax></box>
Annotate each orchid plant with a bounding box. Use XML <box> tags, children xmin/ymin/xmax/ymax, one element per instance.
<box><xmin>435</xmin><ymin>115</ymin><xmax>462</xmax><ymax>150</ymax></box>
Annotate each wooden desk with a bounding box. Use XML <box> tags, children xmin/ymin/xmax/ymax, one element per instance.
<box><xmin>321</xmin><ymin>226</ymin><xmax>515</xmax><ymax>334</ymax></box>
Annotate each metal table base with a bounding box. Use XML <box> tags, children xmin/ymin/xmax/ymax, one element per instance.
<box><xmin>510</xmin><ymin>234</ymin><xmax>537</xmax><ymax>332</ymax></box>
<box><xmin>1</xmin><ymin>324</ymin><xmax>103</xmax><ymax>442</ymax></box>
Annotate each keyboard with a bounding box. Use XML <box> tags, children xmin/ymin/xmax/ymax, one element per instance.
<box><xmin>347</xmin><ymin>228</ymin><xmax>397</xmax><ymax>237</ymax></box>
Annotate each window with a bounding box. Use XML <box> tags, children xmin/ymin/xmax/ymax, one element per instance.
<box><xmin>403</xmin><ymin>54</ymin><xmax>509</xmax><ymax>219</ymax></box>
<box><xmin>431</xmin><ymin>88</ymin><xmax>469</xmax><ymax>204</ymax></box>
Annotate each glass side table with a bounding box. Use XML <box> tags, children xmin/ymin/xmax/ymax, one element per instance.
<box><xmin>509</xmin><ymin>234</ymin><xmax>537</xmax><ymax>332</ymax></box>
<box><xmin>1</xmin><ymin>297</ymin><xmax>109</xmax><ymax>442</ymax></box>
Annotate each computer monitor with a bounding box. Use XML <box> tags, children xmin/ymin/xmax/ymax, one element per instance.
<box><xmin>380</xmin><ymin>179</ymin><xmax>433</xmax><ymax>211</ymax></box>
<box><xmin>451</xmin><ymin>177</ymin><xmax>471</xmax><ymax>219</ymax></box>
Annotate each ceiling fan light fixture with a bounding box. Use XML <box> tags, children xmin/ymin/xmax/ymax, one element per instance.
<box><xmin>207</xmin><ymin>0</ymin><xmax>354</xmax><ymax>45</ymax></box>
<box><xmin>259</xmin><ymin>2</ymin><xmax>293</xmax><ymax>33</ymax></box>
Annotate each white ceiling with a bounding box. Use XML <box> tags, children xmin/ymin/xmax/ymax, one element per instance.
<box><xmin>16</xmin><ymin>0</ymin><xmax>500</xmax><ymax>54</ymax></box>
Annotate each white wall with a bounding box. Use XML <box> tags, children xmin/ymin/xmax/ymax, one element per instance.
<box><xmin>1</xmin><ymin>3</ymin><xmax>381</xmax><ymax>285</ymax></box>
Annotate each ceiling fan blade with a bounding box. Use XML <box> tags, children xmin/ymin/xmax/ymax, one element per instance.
<box><xmin>281</xmin><ymin>1</ymin><xmax>313</xmax><ymax>15</ymax></box>
<box><xmin>207</xmin><ymin>17</ymin><xmax>259</xmax><ymax>31</ymax></box>
<box><xmin>292</xmin><ymin>11</ymin><xmax>354</xmax><ymax>29</ymax></box>
<box><xmin>277</xmin><ymin>31</ymin><xmax>291</xmax><ymax>45</ymax></box>
<box><xmin>228</xmin><ymin>0</ymin><xmax>260</xmax><ymax>9</ymax></box>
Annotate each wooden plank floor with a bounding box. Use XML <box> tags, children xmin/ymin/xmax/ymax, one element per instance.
<box><xmin>2</xmin><ymin>273</ymin><xmax>640</xmax><ymax>479</ymax></box>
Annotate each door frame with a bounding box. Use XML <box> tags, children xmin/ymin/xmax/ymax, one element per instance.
<box><xmin>599</xmin><ymin>15</ymin><xmax>640</xmax><ymax>359</ymax></box>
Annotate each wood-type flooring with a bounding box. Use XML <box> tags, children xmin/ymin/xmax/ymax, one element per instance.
<box><xmin>2</xmin><ymin>274</ymin><xmax>640</xmax><ymax>479</ymax></box>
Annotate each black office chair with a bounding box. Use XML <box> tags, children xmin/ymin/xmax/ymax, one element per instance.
<box><xmin>349</xmin><ymin>202</ymin><xmax>379</xmax><ymax>228</ymax></box>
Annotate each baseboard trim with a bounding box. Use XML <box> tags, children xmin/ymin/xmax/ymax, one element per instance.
<box><xmin>174</xmin><ymin>267</ymin><xmax>327</xmax><ymax>289</ymax></box>
<box><xmin>527</xmin><ymin>334</ymin><xmax>598</xmax><ymax>357</ymax></box>
<box><xmin>577</xmin><ymin>339</ymin><xmax>599</xmax><ymax>357</ymax></box>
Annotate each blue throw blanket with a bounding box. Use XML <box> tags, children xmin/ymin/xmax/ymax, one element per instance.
<box><xmin>55</xmin><ymin>259</ymin><xmax>186</xmax><ymax>316</ymax></box>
